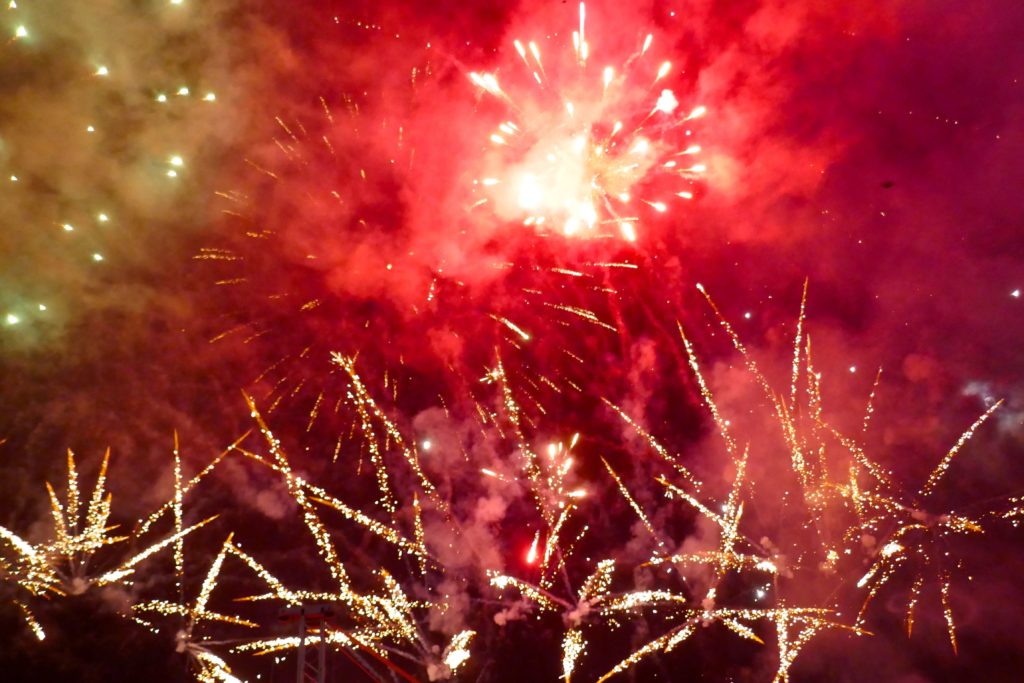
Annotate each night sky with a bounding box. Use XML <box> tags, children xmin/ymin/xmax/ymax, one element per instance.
<box><xmin>1</xmin><ymin>1</ymin><xmax>1023</xmax><ymax>682</ymax></box>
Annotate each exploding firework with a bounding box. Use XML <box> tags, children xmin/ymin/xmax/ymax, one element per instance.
<box><xmin>469</xmin><ymin>3</ymin><xmax>706</xmax><ymax>242</ymax></box>
<box><xmin>0</xmin><ymin>448</ymin><xmax>216</xmax><ymax>642</ymax></box>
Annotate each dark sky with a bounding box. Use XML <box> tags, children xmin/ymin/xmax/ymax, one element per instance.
<box><xmin>1</xmin><ymin>1</ymin><xmax>1023</xmax><ymax>682</ymax></box>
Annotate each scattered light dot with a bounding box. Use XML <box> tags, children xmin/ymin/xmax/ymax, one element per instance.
<box><xmin>744</xmin><ymin>312</ymin><xmax>752</xmax><ymax>320</ymax></box>
<box><xmin>95</xmin><ymin>66</ymin><xmax>109</xmax><ymax>76</ymax></box>
<box><xmin>9</xmin><ymin>176</ymin><xmax>17</xmax><ymax>182</ymax></box>
<box><xmin>1012</xmin><ymin>289</ymin><xmax>1020</xmax><ymax>298</ymax></box>
<box><xmin>421</xmin><ymin>440</ymin><xmax>432</xmax><ymax>451</ymax></box>
<box><xmin>203</xmin><ymin>92</ymin><xmax>216</xmax><ymax>102</ymax></box>
<box><xmin>386</xmin><ymin>263</ymin><xmax>393</xmax><ymax>271</ymax></box>
<box><xmin>62</xmin><ymin>223</ymin><xmax>75</xmax><ymax>232</ymax></box>
<box><xmin>15</xmin><ymin>25</ymin><xmax>27</xmax><ymax>39</ymax></box>
<box><xmin>5</xmin><ymin>313</ymin><xmax>20</xmax><ymax>325</ymax></box>
<box><xmin>86</xmin><ymin>125</ymin><xmax>95</xmax><ymax>133</ymax></box>
<box><xmin>169</xmin><ymin>155</ymin><xmax>184</xmax><ymax>167</ymax></box>
<box><xmin>849</xmin><ymin>366</ymin><xmax>857</xmax><ymax>373</ymax></box>
<box><xmin>177</xmin><ymin>86</ymin><xmax>190</xmax><ymax>96</ymax></box>
<box><xmin>156</xmin><ymin>93</ymin><xmax>168</xmax><ymax>103</ymax></box>
<box><xmin>38</xmin><ymin>304</ymin><xmax>46</xmax><ymax>311</ymax></box>
<box><xmin>92</xmin><ymin>253</ymin><xmax>104</xmax><ymax>262</ymax></box>
<box><xmin>97</xmin><ymin>213</ymin><xmax>109</xmax><ymax>222</ymax></box>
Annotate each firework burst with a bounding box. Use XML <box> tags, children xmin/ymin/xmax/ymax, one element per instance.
<box><xmin>469</xmin><ymin>3</ymin><xmax>706</xmax><ymax>243</ymax></box>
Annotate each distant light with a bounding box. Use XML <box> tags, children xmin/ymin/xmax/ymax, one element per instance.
<box><xmin>5</xmin><ymin>313</ymin><xmax>20</xmax><ymax>325</ymax></box>
<box><xmin>15</xmin><ymin>25</ymin><xmax>27</xmax><ymax>39</ymax></box>
<box><xmin>10</xmin><ymin>175</ymin><xmax>17</xmax><ymax>182</ymax></box>
<box><xmin>849</xmin><ymin>366</ymin><xmax>857</xmax><ymax>373</ymax></box>
<box><xmin>169</xmin><ymin>155</ymin><xmax>184</xmax><ymax>167</ymax></box>
<box><xmin>92</xmin><ymin>253</ymin><xmax>104</xmax><ymax>261</ymax></box>
<box><xmin>177</xmin><ymin>86</ymin><xmax>190</xmax><ymax>96</ymax></box>
<box><xmin>421</xmin><ymin>440</ymin><xmax>432</xmax><ymax>451</ymax></box>
<box><xmin>1013</xmin><ymin>289</ymin><xmax>1021</xmax><ymax>298</ymax></box>
<box><xmin>744</xmin><ymin>312</ymin><xmax>752</xmax><ymax>319</ymax></box>
<box><xmin>170</xmin><ymin>0</ymin><xmax>183</xmax><ymax>4</ymax></box>
<box><xmin>62</xmin><ymin>223</ymin><xmax>74</xmax><ymax>232</ymax></box>
<box><xmin>203</xmin><ymin>92</ymin><xmax>216</xmax><ymax>102</ymax></box>
<box><xmin>166</xmin><ymin>169</ymin><xmax>178</xmax><ymax>178</ymax></box>
<box><xmin>156</xmin><ymin>93</ymin><xmax>168</xmax><ymax>103</ymax></box>
<box><xmin>86</xmin><ymin>125</ymin><xmax>95</xmax><ymax>133</ymax></box>
<box><xmin>38</xmin><ymin>304</ymin><xmax>46</xmax><ymax>311</ymax></box>
<box><xmin>97</xmin><ymin>213</ymin><xmax>109</xmax><ymax>222</ymax></box>
<box><xmin>95</xmin><ymin>66</ymin><xmax>109</xmax><ymax>76</ymax></box>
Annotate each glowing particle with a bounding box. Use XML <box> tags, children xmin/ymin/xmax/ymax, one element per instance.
<box><xmin>620</xmin><ymin>222</ymin><xmax>637</xmax><ymax>242</ymax></box>
<box><xmin>156</xmin><ymin>94</ymin><xmax>168</xmax><ymax>103</ymax></box>
<box><xmin>603</xmin><ymin>66</ymin><xmax>614</xmax><ymax>89</ymax></box>
<box><xmin>177</xmin><ymin>86</ymin><xmax>190</xmax><ymax>96</ymax></box>
<box><xmin>526</xmin><ymin>531</ymin><xmax>540</xmax><ymax>564</ymax></box>
<box><xmin>38</xmin><ymin>304</ymin><xmax>46</xmax><ymax>311</ymax></box>
<box><xmin>15</xmin><ymin>26</ymin><xmax>27</xmax><ymax>39</ymax></box>
<box><xmin>169</xmin><ymin>155</ymin><xmax>184</xmax><ymax>167</ymax></box>
<box><xmin>655</xmin><ymin>89</ymin><xmax>678</xmax><ymax>113</ymax></box>
<box><xmin>9</xmin><ymin>176</ymin><xmax>17</xmax><ymax>182</ymax></box>
<box><xmin>97</xmin><ymin>213</ymin><xmax>109</xmax><ymax>222</ymax></box>
<box><xmin>86</xmin><ymin>125</ymin><xmax>95</xmax><ymax>133</ymax></box>
<box><xmin>686</xmin><ymin>105</ymin><xmax>708</xmax><ymax>120</ymax></box>
<box><xmin>92</xmin><ymin>253</ymin><xmax>104</xmax><ymax>262</ymax></box>
<box><xmin>677</xmin><ymin>191</ymin><xmax>694</xmax><ymax>200</ymax></box>
<box><xmin>421</xmin><ymin>440</ymin><xmax>432</xmax><ymax>451</ymax></box>
<box><xmin>5</xmin><ymin>313</ymin><xmax>20</xmax><ymax>325</ymax></box>
<box><xmin>95</xmin><ymin>66</ymin><xmax>109</xmax><ymax>76</ymax></box>
<box><xmin>203</xmin><ymin>92</ymin><xmax>216</xmax><ymax>102</ymax></box>
<box><xmin>656</xmin><ymin>61</ymin><xmax>671</xmax><ymax>81</ymax></box>
<box><xmin>1012</xmin><ymin>289</ymin><xmax>1020</xmax><ymax>298</ymax></box>
<box><xmin>744</xmin><ymin>312</ymin><xmax>752</xmax><ymax>320</ymax></box>
<box><xmin>650</xmin><ymin>201</ymin><xmax>667</xmax><ymax>212</ymax></box>
<box><xmin>167</xmin><ymin>170</ymin><xmax>177</xmax><ymax>177</ymax></box>
<box><xmin>849</xmin><ymin>366</ymin><xmax>857</xmax><ymax>373</ymax></box>
<box><xmin>62</xmin><ymin>223</ymin><xmax>75</xmax><ymax>232</ymax></box>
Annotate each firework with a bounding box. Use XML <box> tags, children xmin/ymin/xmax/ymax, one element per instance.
<box><xmin>0</xmin><ymin>448</ymin><xmax>215</xmax><ymax>640</ymax></box>
<box><xmin>470</xmin><ymin>3</ymin><xmax>706</xmax><ymax>241</ymax></box>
